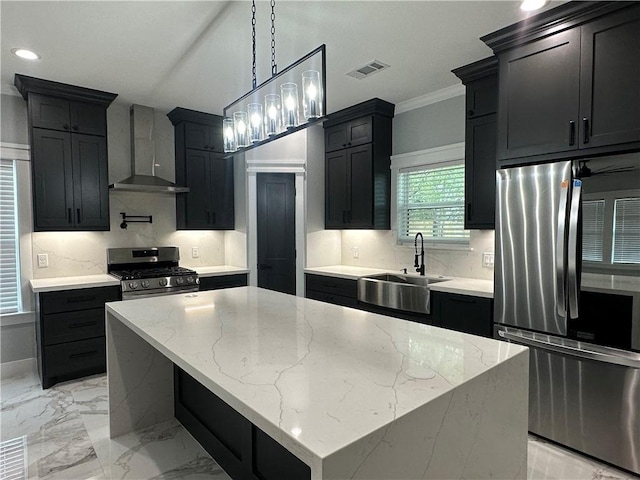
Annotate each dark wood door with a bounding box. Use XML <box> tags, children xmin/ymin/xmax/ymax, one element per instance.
<box><xmin>71</xmin><ymin>134</ymin><xmax>109</xmax><ymax>229</ymax></box>
<box><xmin>209</xmin><ymin>154</ymin><xmax>234</xmax><ymax>229</ymax></box>
<box><xmin>69</xmin><ymin>101</ymin><xmax>107</xmax><ymax>136</ymax></box>
<box><xmin>465</xmin><ymin>114</ymin><xmax>496</xmax><ymax>229</ymax></box>
<box><xmin>257</xmin><ymin>173</ymin><xmax>296</xmax><ymax>295</ymax></box>
<box><xmin>324</xmin><ymin>124</ymin><xmax>348</xmax><ymax>152</ymax></box>
<box><xmin>31</xmin><ymin>128</ymin><xmax>74</xmax><ymax>230</ymax></box>
<box><xmin>434</xmin><ymin>292</ymin><xmax>493</xmax><ymax>338</ymax></box>
<box><xmin>29</xmin><ymin>95</ymin><xmax>70</xmax><ymax>132</ymax></box>
<box><xmin>497</xmin><ymin>28</ymin><xmax>581</xmax><ymax>161</ymax></box>
<box><xmin>346</xmin><ymin>144</ymin><xmax>373</xmax><ymax>228</ymax></box>
<box><xmin>185</xmin><ymin>122</ymin><xmax>223</xmax><ymax>152</ymax></box>
<box><xmin>579</xmin><ymin>5</ymin><xmax>640</xmax><ymax>149</ymax></box>
<box><xmin>346</xmin><ymin>116</ymin><xmax>373</xmax><ymax>148</ymax></box>
<box><xmin>466</xmin><ymin>75</ymin><xmax>497</xmax><ymax>119</ymax></box>
<box><xmin>183</xmin><ymin>149</ymin><xmax>210</xmax><ymax>228</ymax></box>
<box><xmin>325</xmin><ymin>150</ymin><xmax>349</xmax><ymax>228</ymax></box>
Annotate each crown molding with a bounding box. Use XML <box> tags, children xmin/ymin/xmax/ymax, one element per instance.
<box><xmin>395</xmin><ymin>84</ymin><xmax>465</xmax><ymax>115</ymax></box>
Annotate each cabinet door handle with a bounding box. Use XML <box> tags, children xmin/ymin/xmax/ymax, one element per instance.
<box><xmin>72</xmin><ymin>125</ymin><xmax>79</xmax><ymax>131</ymax></box>
<box><xmin>583</xmin><ymin>118</ymin><xmax>589</xmax><ymax>144</ymax></box>
<box><xmin>204</xmin><ymin>145</ymin><xmax>209</xmax><ymax>150</ymax></box>
<box><xmin>569</xmin><ymin>120</ymin><xmax>575</xmax><ymax>146</ymax></box>
<box><xmin>467</xmin><ymin>203</ymin><xmax>472</xmax><ymax>221</ymax></box>
<box><xmin>63</xmin><ymin>124</ymin><xmax>69</xmax><ymax>130</ymax></box>
<box><xmin>76</xmin><ymin>208</ymin><xmax>81</xmax><ymax>224</ymax></box>
<box><xmin>68</xmin><ymin>321</ymin><xmax>96</xmax><ymax>329</ymax></box>
<box><xmin>68</xmin><ymin>208</ymin><xmax>72</xmax><ymax>224</ymax></box>
<box><xmin>468</xmin><ymin>109</ymin><xmax>475</xmax><ymax>117</ymax></box>
<box><xmin>70</xmin><ymin>350</ymin><xmax>98</xmax><ymax>359</ymax></box>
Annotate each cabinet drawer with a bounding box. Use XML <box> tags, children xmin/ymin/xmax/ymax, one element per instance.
<box><xmin>305</xmin><ymin>274</ymin><xmax>357</xmax><ymax>298</ymax></box>
<box><xmin>436</xmin><ymin>293</ymin><xmax>493</xmax><ymax>338</ymax></box>
<box><xmin>40</xmin><ymin>286</ymin><xmax>119</xmax><ymax>314</ymax></box>
<box><xmin>43</xmin><ymin>308</ymin><xmax>105</xmax><ymax>345</ymax></box>
<box><xmin>306</xmin><ymin>289</ymin><xmax>358</xmax><ymax>308</ymax></box>
<box><xmin>199</xmin><ymin>274</ymin><xmax>248</xmax><ymax>291</ymax></box>
<box><xmin>45</xmin><ymin>338</ymin><xmax>105</xmax><ymax>378</ymax></box>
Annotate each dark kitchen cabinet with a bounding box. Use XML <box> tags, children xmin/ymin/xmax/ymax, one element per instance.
<box><xmin>199</xmin><ymin>274</ymin><xmax>248</xmax><ymax>291</ymax></box>
<box><xmin>168</xmin><ymin>107</ymin><xmax>234</xmax><ymax>230</ymax></box>
<box><xmin>323</xmin><ymin>98</ymin><xmax>394</xmax><ymax>229</ymax></box>
<box><xmin>305</xmin><ymin>273</ymin><xmax>358</xmax><ymax>308</ymax></box>
<box><xmin>14</xmin><ymin>75</ymin><xmax>116</xmax><ymax>232</ymax></box>
<box><xmin>452</xmin><ymin>57</ymin><xmax>498</xmax><ymax>230</ymax></box>
<box><xmin>432</xmin><ymin>291</ymin><xmax>493</xmax><ymax>338</ymax></box>
<box><xmin>482</xmin><ymin>2</ymin><xmax>640</xmax><ymax>164</ymax></box>
<box><xmin>36</xmin><ymin>286</ymin><xmax>120</xmax><ymax>389</ymax></box>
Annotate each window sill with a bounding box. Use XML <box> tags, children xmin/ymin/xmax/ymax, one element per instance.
<box><xmin>0</xmin><ymin>311</ymin><xmax>35</xmax><ymax>327</ymax></box>
<box><xmin>397</xmin><ymin>241</ymin><xmax>472</xmax><ymax>252</ymax></box>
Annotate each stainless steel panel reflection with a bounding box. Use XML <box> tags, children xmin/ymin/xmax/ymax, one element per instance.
<box><xmin>495</xmin><ymin>161</ymin><xmax>573</xmax><ymax>335</ymax></box>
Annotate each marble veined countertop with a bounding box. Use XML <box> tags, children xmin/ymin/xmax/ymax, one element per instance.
<box><xmin>305</xmin><ymin>265</ymin><xmax>493</xmax><ymax>298</ymax></box>
<box><xmin>30</xmin><ymin>266</ymin><xmax>249</xmax><ymax>292</ymax></box>
<box><xmin>106</xmin><ymin>286</ymin><xmax>528</xmax><ymax>475</ymax></box>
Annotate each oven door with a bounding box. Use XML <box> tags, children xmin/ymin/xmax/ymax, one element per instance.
<box><xmin>122</xmin><ymin>286</ymin><xmax>199</xmax><ymax>301</ymax></box>
<box><xmin>496</xmin><ymin>326</ymin><xmax>640</xmax><ymax>475</ymax></box>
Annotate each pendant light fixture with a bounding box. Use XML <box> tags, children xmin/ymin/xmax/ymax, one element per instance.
<box><xmin>223</xmin><ymin>0</ymin><xmax>326</xmax><ymax>154</ymax></box>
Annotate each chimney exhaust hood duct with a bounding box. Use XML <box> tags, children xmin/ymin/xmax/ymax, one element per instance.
<box><xmin>109</xmin><ymin>105</ymin><xmax>190</xmax><ymax>193</ymax></box>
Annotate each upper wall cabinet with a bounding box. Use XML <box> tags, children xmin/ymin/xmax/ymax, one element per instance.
<box><xmin>14</xmin><ymin>75</ymin><xmax>117</xmax><ymax>232</ymax></box>
<box><xmin>168</xmin><ymin>107</ymin><xmax>234</xmax><ymax>230</ymax></box>
<box><xmin>452</xmin><ymin>56</ymin><xmax>498</xmax><ymax>230</ymax></box>
<box><xmin>482</xmin><ymin>2</ymin><xmax>640</xmax><ymax>165</ymax></box>
<box><xmin>323</xmin><ymin>98</ymin><xmax>394</xmax><ymax>230</ymax></box>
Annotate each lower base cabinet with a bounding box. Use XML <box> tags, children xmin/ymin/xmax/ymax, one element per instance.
<box><xmin>199</xmin><ymin>274</ymin><xmax>248</xmax><ymax>291</ymax></box>
<box><xmin>36</xmin><ymin>286</ymin><xmax>120</xmax><ymax>388</ymax></box>
<box><xmin>174</xmin><ymin>366</ymin><xmax>311</xmax><ymax>480</ymax></box>
<box><xmin>305</xmin><ymin>274</ymin><xmax>358</xmax><ymax>307</ymax></box>
<box><xmin>431</xmin><ymin>291</ymin><xmax>493</xmax><ymax>338</ymax></box>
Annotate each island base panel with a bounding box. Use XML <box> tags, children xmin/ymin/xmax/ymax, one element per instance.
<box><xmin>107</xmin><ymin>312</ymin><xmax>174</xmax><ymax>438</ymax></box>
<box><xmin>175</xmin><ymin>366</ymin><xmax>312</xmax><ymax>480</ymax></box>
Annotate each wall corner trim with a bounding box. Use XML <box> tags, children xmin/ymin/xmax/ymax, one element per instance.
<box><xmin>395</xmin><ymin>84</ymin><xmax>465</xmax><ymax>115</ymax></box>
<box><xmin>0</xmin><ymin>142</ymin><xmax>30</xmax><ymax>161</ymax></box>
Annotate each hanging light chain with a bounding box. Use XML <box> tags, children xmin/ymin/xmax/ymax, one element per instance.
<box><xmin>251</xmin><ymin>0</ymin><xmax>257</xmax><ymax>88</ymax></box>
<box><xmin>271</xmin><ymin>0</ymin><xmax>277</xmax><ymax>76</ymax></box>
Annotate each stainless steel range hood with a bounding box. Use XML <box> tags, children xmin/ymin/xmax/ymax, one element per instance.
<box><xmin>109</xmin><ymin>105</ymin><xmax>189</xmax><ymax>193</ymax></box>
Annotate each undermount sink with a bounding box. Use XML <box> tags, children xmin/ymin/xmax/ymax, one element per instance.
<box><xmin>357</xmin><ymin>273</ymin><xmax>450</xmax><ymax>315</ymax></box>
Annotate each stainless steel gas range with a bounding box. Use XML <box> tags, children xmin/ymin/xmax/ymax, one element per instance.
<box><xmin>107</xmin><ymin>247</ymin><xmax>199</xmax><ymax>300</ymax></box>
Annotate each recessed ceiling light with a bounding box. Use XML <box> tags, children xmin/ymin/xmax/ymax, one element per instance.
<box><xmin>11</xmin><ymin>48</ymin><xmax>40</xmax><ymax>60</ymax></box>
<box><xmin>520</xmin><ymin>0</ymin><xmax>548</xmax><ymax>11</ymax></box>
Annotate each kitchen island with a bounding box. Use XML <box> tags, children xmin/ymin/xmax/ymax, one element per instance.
<box><xmin>106</xmin><ymin>287</ymin><xmax>528</xmax><ymax>480</ymax></box>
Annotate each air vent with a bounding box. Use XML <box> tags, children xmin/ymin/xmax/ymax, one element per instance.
<box><xmin>347</xmin><ymin>60</ymin><xmax>390</xmax><ymax>80</ymax></box>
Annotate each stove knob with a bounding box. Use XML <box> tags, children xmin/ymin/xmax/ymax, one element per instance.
<box><xmin>176</xmin><ymin>277</ymin><xmax>185</xmax><ymax>285</ymax></box>
<box><xmin>141</xmin><ymin>280</ymin><xmax>150</xmax><ymax>289</ymax></box>
<box><xmin>186</xmin><ymin>276</ymin><xmax>195</xmax><ymax>284</ymax></box>
<box><xmin>159</xmin><ymin>278</ymin><xmax>168</xmax><ymax>287</ymax></box>
<box><xmin>128</xmin><ymin>281</ymin><xmax>138</xmax><ymax>290</ymax></box>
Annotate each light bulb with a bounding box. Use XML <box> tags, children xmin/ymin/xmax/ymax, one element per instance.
<box><xmin>224</xmin><ymin>126</ymin><xmax>234</xmax><ymax>140</ymax></box>
<box><xmin>237</xmin><ymin>121</ymin><xmax>246</xmax><ymax>135</ymax></box>
<box><xmin>285</xmin><ymin>95</ymin><xmax>296</xmax><ymax>111</ymax></box>
<box><xmin>268</xmin><ymin>105</ymin><xmax>278</xmax><ymax>119</ymax></box>
<box><xmin>307</xmin><ymin>83</ymin><xmax>317</xmax><ymax>100</ymax></box>
<box><xmin>520</xmin><ymin>0</ymin><xmax>547</xmax><ymax>11</ymax></box>
<box><xmin>251</xmin><ymin>112</ymin><xmax>261</xmax><ymax>127</ymax></box>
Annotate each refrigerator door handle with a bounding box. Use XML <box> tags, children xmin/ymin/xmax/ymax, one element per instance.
<box><xmin>497</xmin><ymin>329</ymin><xmax>640</xmax><ymax>369</ymax></box>
<box><xmin>567</xmin><ymin>179</ymin><xmax>582</xmax><ymax>319</ymax></box>
<box><xmin>556</xmin><ymin>180</ymin><xmax>570</xmax><ymax>317</ymax></box>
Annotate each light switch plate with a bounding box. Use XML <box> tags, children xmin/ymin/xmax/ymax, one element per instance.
<box><xmin>191</xmin><ymin>247</ymin><xmax>199</xmax><ymax>258</ymax></box>
<box><xmin>352</xmin><ymin>247</ymin><xmax>359</xmax><ymax>259</ymax></box>
<box><xmin>37</xmin><ymin>253</ymin><xmax>48</xmax><ymax>268</ymax></box>
<box><xmin>482</xmin><ymin>252</ymin><xmax>494</xmax><ymax>267</ymax></box>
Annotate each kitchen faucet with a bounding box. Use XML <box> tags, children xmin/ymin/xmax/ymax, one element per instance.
<box><xmin>414</xmin><ymin>232</ymin><xmax>425</xmax><ymax>276</ymax></box>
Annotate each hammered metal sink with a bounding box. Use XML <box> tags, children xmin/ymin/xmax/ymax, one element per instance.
<box><xmin>357</xmin><ymin>273</ymin><xmax>449</xmax><ymax>314</ymax></box>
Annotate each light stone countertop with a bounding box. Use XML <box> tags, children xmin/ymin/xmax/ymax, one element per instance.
<box><xmin>305</xmin><ymin>265</ymin><xmax>493</xmax><ymax>298</ymax></box>
<box><xmin>30</xmin><ymin>274</ymin><xmax>120</xmax><ymax>292</ymax></box>
<box><xmin>582</xmin><ymin>273</ymin><xmax>640</xmax><ymax>295</ymax></box>
<box><xmin>106</xmin><ymin>286</ymin><xmax>529</xmax><ymax>477</ymax></box>
<box><xmin>30</xmin><ymin>266</ymin><xmax>249</xmax><ymax>292</ymax></box>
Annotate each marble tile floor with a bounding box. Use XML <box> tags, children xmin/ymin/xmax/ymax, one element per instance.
<box><xmin>1</xmin><ymin>368</ymin><xmax>637</xmax><ymax>480</ymax></box>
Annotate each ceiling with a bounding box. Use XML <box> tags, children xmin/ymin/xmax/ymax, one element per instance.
<box><xmin>1</xmin><ymin>1</ymin><xmax>564</xmax><ymax>116</ymax></box>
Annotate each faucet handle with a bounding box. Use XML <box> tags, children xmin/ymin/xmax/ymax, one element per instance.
<box><xmin>402</xmin><ymin>268</ymin><xmax>407</xmax><ymax>274</ymax></box>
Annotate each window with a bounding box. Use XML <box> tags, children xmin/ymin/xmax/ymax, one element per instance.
<box><xmin>582</xmin><ymin>193</ymin><xmax>640</xmax><ymax>266</ymax></box>
<box><xmin>0</xmin><ymin>159</ymin><xmax>21</xmax><ymax>314</ymax></box>
<box><xmin>397</xmin><ymin>160</ymin><xmax>469</xmax><ymax>244</ymax></box>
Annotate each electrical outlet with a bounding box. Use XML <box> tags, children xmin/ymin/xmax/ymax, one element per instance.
<box><xmin>191</xmin><ymin>247</ymin><xmax>199</xmax><ymax>258</ymax></box>
<box><xmin>352</xmin><ymin>247</ymin><xmax>359</xmax><ymax>259</ymax></box>
<box><xmin>37</xmin><ymin>253</ymin><xmax>49</xmax><ymax>268</ymax></box>
<box><xmin>482</xmin><ymin>252</ymin><xmax>494</xmax><ymax>267</ymax></box>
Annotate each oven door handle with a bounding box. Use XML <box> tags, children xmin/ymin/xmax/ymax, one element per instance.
<box><xmin>497</xmin><ymin>329</ymin><xmax>640</xmax><ymax>369</ymax></box>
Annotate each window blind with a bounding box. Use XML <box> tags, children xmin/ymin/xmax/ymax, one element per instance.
<box><xmin>397</xmin><ymin>162</ymin><xmax>469</xmax><ymax>243</ymax></box>
<box><xmin>0</xmin><ymin>159</ymin><xmax>20</xmax><ymax>314</ymax></box>
<box><xmin>582</xmin><ymin>199</ymin><xmax>605</xmax><ymax>262</ymax></box>
<box><xmin>612</xmin><ymin>197</ymin><xmax>640</xmax><ymax>264</ymax></box>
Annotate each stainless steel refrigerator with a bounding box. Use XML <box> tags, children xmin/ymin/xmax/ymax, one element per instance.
<box><xmin>494</xmin><ymin>156</ymin><xmax>640</xmax><ymax>475</ymax></box>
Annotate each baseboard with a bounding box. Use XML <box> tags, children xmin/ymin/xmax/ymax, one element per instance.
<box><xmin>1</xmin><ymin>357</ymin><xmax>36</xmax><ymax>379</ymax></box>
